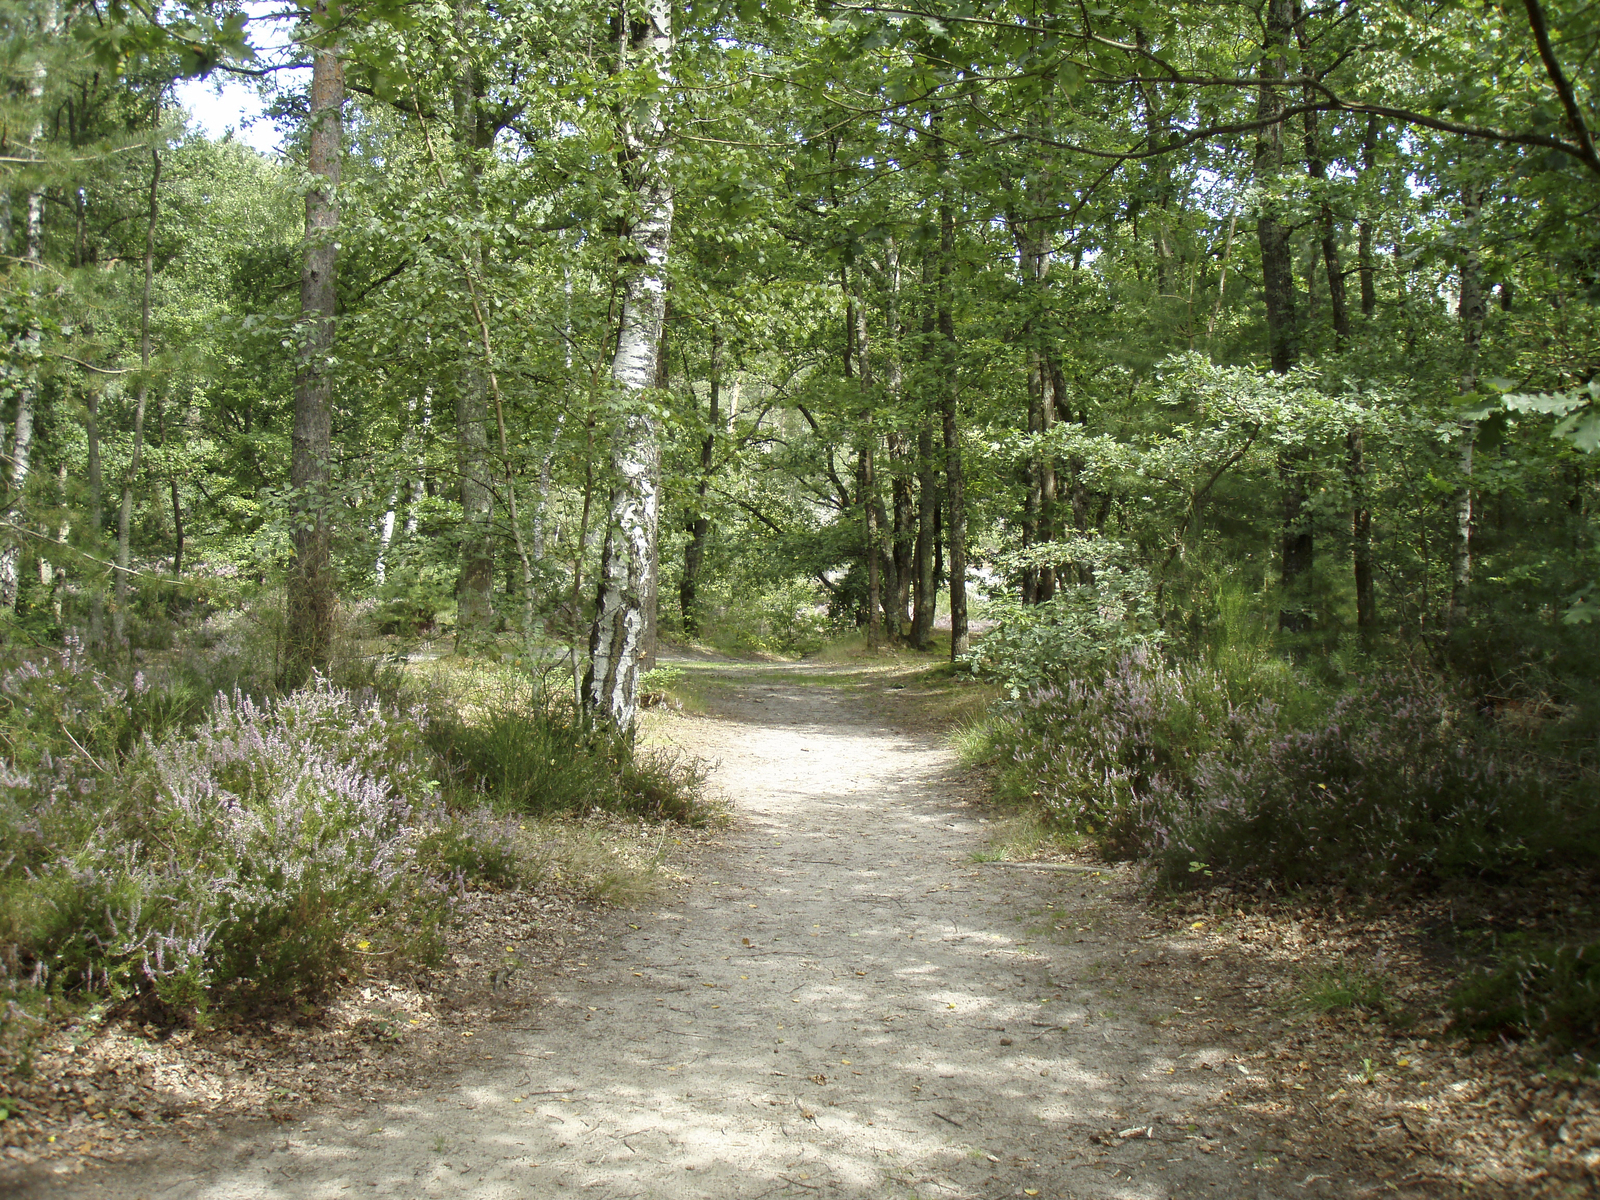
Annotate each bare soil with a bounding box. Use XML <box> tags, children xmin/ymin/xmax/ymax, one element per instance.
<box><xmin>5</xmin><ymin>655</ymin><xmax>1589</xmax><ymax>1199</ymax></box>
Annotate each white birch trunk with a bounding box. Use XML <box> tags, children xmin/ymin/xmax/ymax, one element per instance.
<box><xmin>0</xmin><ymin>13</ymin><xmax>51</xmax><ymax>610</ymax></box>
<box><xmin>1451</xmin><ymin>185</ymin><xmax>1485</xmax><ymax>626</ymax></box>
<box><xmin>376</xmin><ymin>392</ymin><xmax>424</xmax><ymax>582</ymax></box>
<box><xmin>586</xmin><ymin>0</ymin><xmax>673</xmax><ymax>732</ymax></box>
<box><xmin>403</xmin><ymin>387</ymin><xmax>431</xmax><ymax>540</ymax></box>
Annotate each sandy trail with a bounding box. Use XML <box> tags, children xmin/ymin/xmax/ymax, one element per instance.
<box><xmin>37</xmin><ymin>660</ymin><xmax>1331</xmax><ymax>1200</ymax></box>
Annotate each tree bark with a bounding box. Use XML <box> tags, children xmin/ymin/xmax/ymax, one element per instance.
<box><xmin>1349</xmin><ymin>424</ymin><xmax>1375</xmax><ymax>637</ymax></box>
<box><xmin>85</xmin><ymin>390</ymin><xmax>105</xmax><ymax>649</ymax></box>
<box><xmin>913</xmin><ymin>415</ymin><xmax>938</xmax><ymax>651</ymax></box>
<box><xmin>586</xmin><ymin>0</ymin><xmax>673</xmax><ymax>732</ymax></box>
<box><xmin>680</xmin><ymin>326</ymin><xmax>717</xmax><ymax>638</ymax></box>
<box><xmin>939</xmin><ymin>194</ymin><xmax>967</xmax><ymax>660</ymax></box>
<box><xmin>1450</xmin><ymin>184</ymin><xmax>1486</xmax><ymax>627</ymax></box>
<box><xmin>1258</xmin><ymin>0</ymin><xmax>1310</xmax><ymax>633</ymax></box>
<box><xmin>0</xmin><ymin>17</ymin><xmax>50</xmax><ymax>612</ymax></box>
<box><xmin>849</xmin><ymin>281</ymin><xmax>883</xmax><ymax>649</ymax></box>
<box><xmin>1300</xmin><ymin>90</ymin><xmax>1350</xmax><ymax>346</ymax></box>
<box><xmin>114</xmin><ymin>140</ymin><xmax>160</xmax><ymax>649</ymax></box>
<box><xmin>283</xmin><ymin>40</ymin><xmax>343</xmax><ymax>688</ymax></box>
<box><xmin>451</xmin><ymin>4</ymin><xmax>497</xmax><ymax>640</ymax></box>
<box><xmin>883</xmin><ymin>239</ymin><xmax>912</xmax><ymax>638</ymax></box>
<box><xmin>1357</xmin><ymin>114</ymin><xmax>1379</xmax><ymax>318</ymax></box>
<box><xmin>375</xmin><ymin>393</ymin><xmax>422</xmax><ymax>584</ymax></box>
<box><xmin>1254</xmin><ymin>0</ymin><xmax>1298</xmax><ymax>376</ymax></box>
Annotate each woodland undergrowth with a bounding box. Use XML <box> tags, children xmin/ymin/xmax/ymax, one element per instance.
<box><xmin>963</xmin><ymin>629</ymin><xmax>1600</xmax><ymax>1062</ymax></box>
<box><xmin>0</xmin><ymin>620</ymin><xmax>708</xmax><ymax>1079</ymax></box>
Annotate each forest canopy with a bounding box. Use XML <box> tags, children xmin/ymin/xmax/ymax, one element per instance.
<box><xmin>0</xmin><ymin>0</ymin><xmax>1595</xmax><ymax>825</ymax></box>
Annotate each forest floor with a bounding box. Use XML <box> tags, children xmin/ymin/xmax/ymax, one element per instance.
<box><xmin>3</xmin><ymin>653</ymin><xmax>1594</xmax><ymax>1199</ymax></box>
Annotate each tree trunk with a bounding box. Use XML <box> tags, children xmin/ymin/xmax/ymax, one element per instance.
<box><xmin>1300</xmin><ymin>97</ymin><xmax>1350</xmax><ymax>346</ymax></box>
<box><xmin>1255</xmin><ymin>0</ymin><xmax>1298</xmax><ymax>376</ymax></box>
<box><xmin>885</xmin><ymin>239</ymin><xmax>912</xmax><ymax>638</ymax></box>
<box><xmin>114</xmin><ymin>140</ymin><xmax>161</xmax><ymax>649</ymax></box>
<box><xmin>1349</xmin><ymin>425</ymin><xmax>1375</xmax><ymax>637</ymax></box>
<box><xmin>1451</xmin><ymin>184</ymin><xmax>1486</xmax><ymax>627</ymax></box>
<box><xmin>403</xmin><ymin>387</ymin><xmax>431</xmax><ymax>540</ymax></box>
<box><xmin>1357</xmin><ymin>114</ymin><xmax>1379</xmax><ymax>318</ymax></box>
<box><xmin>375</xmin><ymin>393</ymin><xmax>421</xmax><ymax>584</ymax></box>
<box><xmin>170</xmin><ymin>476</ymin><xmax>184</xmax><ymax>578</ymax></box>
<box><xmin>283</xmin><ymin>41</ymin><xmax>343</xmax><ymax>688</ymax></box>
<box><xmin>586</xmin><ymin>0</ymin><xmax>673</xmax><ymax>732</ymax></box>
<box><xmin>939</xmin><ymin>196</ymin><xmax>967</xmax><ymax>660</ymax></box>
<box><xmin>640</xmin><ymin>322</ymin><xmax>670</xmax><ymax>671</ymax></box>
<box><xmin>85</xmin><ymin>390</ymin><xmax>105</xmax><ymax>649</ymax></box>
<box><xmin>454</xmin><ymin>351</ymin><xmax>495</xmax><ymax>636</ymax></box>
<box><xmin>1257</xmin><ymin>0</ymin><xmax>1310</xmax><ymax>633</ymax></box>
<box><xmin>913</xmin><ymin>415</ymin><xmax>938</xmax><ymax>651</ymax></box>
<box><xmin>680</xmin><ymin>326</ymin><xmax>718</xmax><ymax>638</ymax></box>
<box><xmin>450</xmin><ymin>15</ymin><xmax>498</xmax><ymax>639</ymax></box>
<box><xmin>850</xmin><ymin>284</ymin><xmax>883</xmax><ymax>648</ymax></box>
<box><xmin>0</xmin><ymin>24</ymin><xmax>49</xmax><ymax>612</ymax></box>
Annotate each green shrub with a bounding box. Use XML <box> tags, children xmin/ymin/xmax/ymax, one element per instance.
<box><xmin>967</xmin><ymin>537</ymin><xmax>1164</xmax><ymax>697</ymax></box>
<box><xmin>1300</xmin><ymin>961</ymin><xmax>1392</xmax><ymax>1015</ymax></box>
<box><xmin>416</xmin><ymin>808</ymin><xmax>525</xmax><ymax>889</ymax></box>
<box><xmin>1</xmin><ymin>678</ymin><xmax>448</xmax><ymax>1016</ymax></box>
<box><xmin>1450</xmin><ymin>941</ymin><xmax>1600</xmax><ymax>1052</ymax></box>
<box><xmin>983</xmin><ymin>650</ymin><xmax>1596</xmax><ymax>888</ymax></box>
<box><xmin>427</xmin><ymin>700</ymin><xmax>708</xmax><ymax>824</ymax></box>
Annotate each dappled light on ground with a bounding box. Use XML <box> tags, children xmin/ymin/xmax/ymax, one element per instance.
<box><xmin>33</xmin><ymin>660</ymin><xmax>1363</xmax><ymax>1199</ymax></box>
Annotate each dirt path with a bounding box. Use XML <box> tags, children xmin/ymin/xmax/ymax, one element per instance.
<box><xmin>30</xmin><ymin>660</ymin><xmax>1356</xmax><ymax>1200</ymax></box>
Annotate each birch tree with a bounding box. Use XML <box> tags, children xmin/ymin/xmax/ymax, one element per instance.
<box><xmin>586</xmin><ymin>0</ymin><xmax>674</xmax><ymax>731</ymax></box>
<box><xmin>0</xmin><ymin>4</ymin><xmax>53</xmax><ymax>612</ymax></box>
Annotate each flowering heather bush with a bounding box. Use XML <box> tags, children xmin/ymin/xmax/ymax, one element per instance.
<box><xmin>1</xmin><ymin>638</ymin><xmax>706</xmax><ymax>1026</ymax></box>
<box><xmin>990</xmin><ymin>648</ymin><xmax>1281</xmax><ymax>858</ymax></box>
<box><xmin>2</xmin><ymin>676</ymin><xmax>448</xmax><ymax>1016</ymax></box>
<box><xmin>1153</xmin><ymin>675</ymin><xmax>1580</xmax><ymax>887</ymax></box>
<box><xmin>986</xmin><ymin>652</ymin><xmax>1593</xmax><ymax>889</ymax></box>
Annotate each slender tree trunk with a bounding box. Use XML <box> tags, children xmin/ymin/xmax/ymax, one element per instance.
<box><xmin>283</xmin><ymin>41</ymin><xmax>343</xmax><ymax>687</ymax></box>
<box><xmin>85</xmin><ymin>390</ymin><xmax>105</xmax><ymax>649</ymax></box>
<box><xmin>1357</xmin><ymin>114</ymin><xmax>1379</xmax><ymax>318</ymax></box>
<box><xmin>1255</xmin><ymin>0</ymin><xmax>1298</xmax><ymax>375</ymax></box>
<box><xmin>1350</xmin><ymin>115</ymin><xmax>1379</xmax><ymax>637</ymax></box>
<box><xmin>911</xmin><ymin>247</ymin><xmax>939</xmax><ymax>651</ymax></box>
<box><xmin>454</xmin><ymin>350</ymin><xmax>495</xmax><ymax>636</ymax></box>
<box><xmin>1300</xmin><ymin>98</ymin><xmax>1350</xmax><ymax>346</ymax></box>
<box><xmin>170</xmin><ymin>477</ymin><xmax>184</xmax><ymax>578</ymax></box>
<box><xmin>43</xmin><ymin>463</ymin><xmax>64</xmax><ymax>617</ymax></box>
<box><xmin>640</xmin><ymin>322</ymin><xmax>669</xmax><ymax>671</ymax></box>
<box><xmin>1014</xmin><ymin>215</ymin><xmax>1060</xmax><ymax>605</ymax></box>
<box><xmin>114</xmin><ymin>140</ymin><xmax>160</xmax><ymax>649</ymax></box>
<box><xmin>1349</xmin><ymin>425</ymin><xmax>1375</xmax><ymax>637</ymax></box>
<box><xmin>1451</xmin><ymin>184</ymin><xmax>1486</xmax><ymax>627</ymax></box>
<box><xmin>1014</xmin><ymin>217</ymin><xmax>1043</xmax><ymax>607</ymax></box>
<box><xmin>1257</xmin><ymin>0</ymin><xmax>1310</xmax><ymax>633</ymax></box>
<box><xmin>587</xmin><ymin>0</ymin><xmax>673</xmax><ymax>732</ymax></box>
<box><xmin>680</xmin><ymin>325</ymin><xmax>718</xmax><ymax>637</ymax></box>
<box><xmin>374</xmin><ymin>394</ymin><xmax>421</xmax><ymax>584</ymax></box>
<box><xmin>850</xmin><ymin>282</ymin><xmax>883</xmax><ymax>648</ymax></box>
<box><xmin>939</xmin><ymin>196</ymin><xmax>967</xmax><ymax>660</ymax></box>
<box><xmin>883</xmin><ymin>239</ymin><xmax>911</xmax><ymax>638</ymax></box>
<box><xmin>447</xmin><ymin>0</ymin><xmax>507</xmax><ymax>639</ymax></box>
